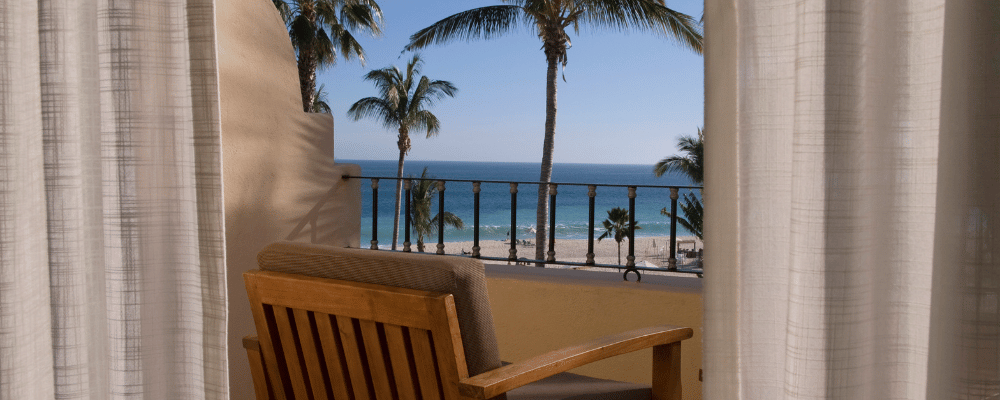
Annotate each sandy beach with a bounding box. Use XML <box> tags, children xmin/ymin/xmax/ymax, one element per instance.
<box><xmin>407</xmin><ymin>236</ymin><xmax>703</xmax><ymax>275</ymax></box>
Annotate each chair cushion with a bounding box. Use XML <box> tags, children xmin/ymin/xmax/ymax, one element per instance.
<box><xmin>506</xmin><ymin>369</ymin><xmax>651</xmax><ymax>400</ymax></box>
<box><xmin>256</xmin><ymin>241</ymin><xmax>503</xmax><ymax>377</ymax></box>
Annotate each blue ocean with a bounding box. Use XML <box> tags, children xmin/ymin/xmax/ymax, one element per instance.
<box><xmin>342</xmin><ymin>159</ymin><xmax>701</xmax><ymax>244</ymax></box>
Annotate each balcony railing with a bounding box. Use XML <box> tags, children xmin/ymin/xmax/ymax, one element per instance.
<box><xmin>343</xmin><ymin>174</ymin><xmax>702</xmax><ymax>281</ymax></box>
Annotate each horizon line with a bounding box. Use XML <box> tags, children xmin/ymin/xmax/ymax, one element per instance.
<box><xmin>338</xmin><ymin>158</ymin><xmax>661</xmax><ymax>167</ymax></box>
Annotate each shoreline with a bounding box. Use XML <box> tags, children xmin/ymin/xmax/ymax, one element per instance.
<box><xmin>393</xmin><ymin>236</ymin><xmax>703</xmax><ymax>271</ymax></box>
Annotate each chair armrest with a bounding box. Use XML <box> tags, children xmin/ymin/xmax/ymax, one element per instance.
<box><xmin>243</xmin><ymin>335</ymin><xmax>273</xmax><ymax>400</ymax></box>
<box><xmin>458</xmin><ymin>325</ymin><xmax>693</xmax><ymax>399</ymax></box>
<box><xmin>243</xmin><ymin>335</ymin><xmax>260</xmax><ymax>350</ymax></box>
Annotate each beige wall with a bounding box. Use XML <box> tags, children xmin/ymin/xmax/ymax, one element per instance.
<box><xmin>216</xmin><ymin>0</ymin><xmax>361</xmax><ymax>397</ymax></box>
<box><xmin>486</xmin><ymin>266</ymin><xmax>703</xmax><ymax>400</ymax></box>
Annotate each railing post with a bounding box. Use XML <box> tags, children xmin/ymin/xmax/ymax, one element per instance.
<box><xmin>403</xmin><ymin>179</ymin><xmax>412</xmax><ymax>252</ymax></box>
<box><xmin>587</xmin><ymin>185</ymin><xmax>596</xmax><ymax>265</ymax></box>
<box><xmin>623</xmin><ymin>186</ymin><xmax>640</xmax><ymax>282</ymax></box>
<box><xmin>472</xmin><ymin>182</ymin><xmax>481</xmax><ymax>258</ymax></box>
<box><xmin>546</xmin><ymin>184</ymin><xmax>557</xmax><ymax>263</ymax></box>
<box><xmin>627</xmin><ymin>186</ymin><xmax>637</xmax><ymax>267</ymax></box>
<box><xmin>509</xmin><ymin>183</ymin><xmax>518</xmax><ymax>262</ymax></box>
<box><xmin>437</xmin><ymin>180</ymin><xmax>446</xmax><ymax>255</ymax></box>
<box><xmin>370</xmin><ymin>178</ymin><xmax>379</xmax><ymax>250</ymax></box>
<box><xmin>669</xmin><ymin>187</ymin><xmax>679</xmax><ymax>271</ymax></box>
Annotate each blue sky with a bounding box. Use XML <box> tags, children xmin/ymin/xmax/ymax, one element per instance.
<box><xmin>320</xmin><ymin>0</ymin><xmax>704</xmax><ymax>165</ymax></box>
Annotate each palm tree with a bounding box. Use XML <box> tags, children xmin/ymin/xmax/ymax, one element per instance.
<box><xmin>311</xmin><ymin>83</ymin><xmax>332</xmax><ymax>114</ymax></box>
<box><xmin>661</xmin><ymin>192</ymin><xmax>702</xmax><ymax>240</ymax></box>
<box><xmin>409</xmin><ymin>168</ymin><xmax>464</xmax><ymax>252</ymax></box>
<box><xmin>272</xmin><ymin>0</ymin><xmax>384</xmax><ymax>111</ymax></box>
<box><xmin>656</xmin><ymin>127</ymin><xmax>703</xmax><ymax>242</ymax></box>
<box><xmin>654</xmin><ymin>127</ymin><xmax>703</xmax><ymax>184</ymax></box>
<box><xmin>348</xmin><ymin>55</ymin><xmax>458</xmax><ymax>250</ymax></box>
<box><xmin>405</xmin><ymin>0</ymin><xmax>702</xmax><ymax>263</ymax></box>
<box><xmin>598</xmin><ymin>207</ymin><xmax>641</xmax><ymax>265</ymax></box>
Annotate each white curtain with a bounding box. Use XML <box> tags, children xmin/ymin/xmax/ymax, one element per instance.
<box><xmin>0</xmin><ymin>0</ymin><xmax>227</xmax><ymax>398</ymax></box>
<box><xmin>704</xmin><ymin>0</ymin><xmax>998</xmax><ymax>399</ymax></box>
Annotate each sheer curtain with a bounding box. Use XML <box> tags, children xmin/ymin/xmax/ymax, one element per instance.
<box><xmin>704</xmin><ymin>0</ymin><xmax>998</xmax><ymax>399</ymax></box>
<box><xmin>1</xmin><ymin>0</ymin><xmax>227</xmax><ymax>398</ymax></box>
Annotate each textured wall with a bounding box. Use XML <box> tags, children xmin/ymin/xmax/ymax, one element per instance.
<box><xmin>486</xmin><ymin>266</ymin><xmax>703</xmax><ymax>400</ymax></box>
<box><xmin>216</xmin><ymin>0</ymin><xmax>361</xmax><ymax>397</ymax></box>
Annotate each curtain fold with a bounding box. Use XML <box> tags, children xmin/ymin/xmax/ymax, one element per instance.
<box><xmin>705</xmin><ymin>0</ymin><xmax>999</xmax><ymax>399</ymax></box>
<box><xmin>0</xmin><ymin>0</ymin><xmax>227</xmax><ymax>398</ymax></box>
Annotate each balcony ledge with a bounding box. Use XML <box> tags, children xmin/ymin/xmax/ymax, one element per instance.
<box><xmin>485</xmin><ymin>263</ymin><xmax>702</xmax><ymax>294</ymax></box>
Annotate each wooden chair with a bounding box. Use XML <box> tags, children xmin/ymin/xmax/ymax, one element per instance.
<box><xmin>243</xmin><ymin>242</ymin><xmax>693</xmax><ymax>400</ymax></box>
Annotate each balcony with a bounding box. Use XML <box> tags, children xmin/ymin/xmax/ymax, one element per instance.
<box><xmin>217</xmin><ymin>2</ymin><xmax>703</xmax><ymax>397</ymax></box>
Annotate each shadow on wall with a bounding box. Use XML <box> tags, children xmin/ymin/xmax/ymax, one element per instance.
<box><xmin>283</xmin><ymin>122</ymin><xmax>361</xmax><ymax>246</ymax></box>
<box><xmin>216</xmin><ymin>0</ymin><xmax>362</xmax><ymax>398</ymax></box>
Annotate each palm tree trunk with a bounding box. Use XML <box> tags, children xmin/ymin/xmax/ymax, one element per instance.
<box><xmin>392</xmin><ymin>131</ymin><xmax>408</xmax><ymax>250</ymax></box>
<box><xmin>535</xmin><ymin>54</ymin><xmax>558</xmax><ymax>265</ymax></box>
<box><xmin>298</xmin><ymin>52</ymin><xmax>318</xmax><ymax>112</ymax></box>
<box><xmin>617</xmin><ymin>242</ymin><xmax>622</xmax><ymax>265</ymax></box>
<box><xmin>297</xmin><ymin>5</ymin><xmax>318</xmax><ymax>112</ymax></box>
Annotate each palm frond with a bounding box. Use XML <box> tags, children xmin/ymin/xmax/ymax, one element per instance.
<box><xmin>312</xmin><ymin>28</ymin><xmax>337</xmax><ymax>65</ymax></box>
<box><xmin>430</xmin><ymin>212</ymin><xmax>465</xmax><ymax>230</ymax></box>
<box><xmin>272</xmin><ymin>0</ymin><xmax>293</xmax><ymax>23</ymax></box>
<box><xmin>410</xmin><ymin>75</ymin><xmax>458</xmax><ymax>115</ymax></box>
<box><xmin>427</xmin><ymin>79</ymin><xmax>459</xmax><ymax>98</ymax></box>
<box><xmin>288</xmin><ymin>14</ymin><xmax>317</xmax><ymax>51</ymax></box>
<box><xmin>654</xmin><ymin>127</ymin><xmax>703</xmax><ymax>183</ymax></box>
<box><xmin>660</xmin><ymin>193</ymin><xmax>702</xmax><ymax>240</ymax></box>
<box><xmin>311</xmin><ymin>83</ymin><xmax>332</xmax><ymax>114</ymax></box>
<box><xmin>333</xmin><ymin>23</ymin><xmax>366</xmax><ymax>64</ymax></box>
<box><xmin>410</xmin><ymin>110</ymin><xmax>441</xmax><ymax>138</ymax></box>
<box><xmin>576</xmin><ymin>0</ymin><xmax>702</xmax><ymax>54</ymax></box>
<box><xmin>346</xmin><ymin>97</ymin><xmax>397</xmax><ymax>129</ymax></box>
<box><xmin>336</xmin><ymin>2</ymin><xmax>384</xmax><ymax>35</ymax></box>
<box><xmin>402</xmin><ymin>54</ymin><xmax>422</xmax><ymax>96</ymax></box>
<box><xmin>405</xmin><ymin>5</ymin><xmax>526</xmax><ymax>51</ymax></box>
<box><xmin>362</xmin><ymin>67</ymin><xmax>402</xmax><ymax>105</ymax></box>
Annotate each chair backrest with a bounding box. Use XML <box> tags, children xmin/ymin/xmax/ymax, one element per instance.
<box><xmin>245</xmin><ymin>269</ymin><xmax>470</xmax><ymax>400</ymax></box>
<box><xmin>255</xmin><ymin>241</ymin><xmax>502</xmax><ymax>377</ymax></box>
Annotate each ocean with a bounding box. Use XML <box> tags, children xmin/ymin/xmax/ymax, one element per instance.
<box><xmin>341</xmin><ymin>159</ymin><xmax>701</xmax><ymax>244</ymax></box>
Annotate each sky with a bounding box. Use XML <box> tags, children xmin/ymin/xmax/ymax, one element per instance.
<box><xmin>320</xmin><ymin>1</ymin><xmax>704</xmax><ymax>165</ymax></box>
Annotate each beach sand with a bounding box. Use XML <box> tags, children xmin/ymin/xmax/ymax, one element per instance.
<box><xmin>407</xmin><ymin>236</ymin><xmax>703</xmax><ymax>276</ymax></box>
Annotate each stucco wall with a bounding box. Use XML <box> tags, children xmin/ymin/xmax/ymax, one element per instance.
<box><xmin>486</xmin><ymin>265</ymin><xmax>704</xmax><ymax>400</ymax></box>
<box><xmin>216</xmin><ymin>0</ymin><xmax>361</xmax><ymax>397</ymax></box>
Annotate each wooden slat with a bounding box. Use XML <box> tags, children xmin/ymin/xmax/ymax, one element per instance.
<box><xmin>409</xmin><ymin>327</ymin><xmax>442</xmax><ymax>400</ymax></box>
<box><xmin>383</xmin><ymin>325</ymin><xmax>418</xmax><ymax>400</ymax></box>
<box><xmin>245</xmin><ymin>279</ymin><xmax>287</xmax><ymax>399</ymax></box>
<box><xmin>247</xmin><ymin>270</ymin><xmax>446</xmax><ymax>330</ymax></box>
<box><xmin>337</xmin><ymin>316</ymin><xmax>372</xmax><ymax>400</ymax></box>
<box><xmin>273</xmin><ymin>306</ymin><xmax>311</xmax><ymax>399</ymax></box>
<box><xmin>243</xmin><ymin>336</ymin><xmax>273</xmax><ymax>400</ymax></box>
<box><xmin>651</xmin><ymin>342</ymin><xmax>682</xmax><ymax>400</ymax></box>
<box><xmin>428</xmin><ymin>296</ymin><xmax>468</xmax><ymax>400</ymax></box>
<box><xmin>294</xmin><ymin>309</ymin><xmax>329</xmax><ymax>400</ymax></box>
<box><xmin>314</xmin><ymin>313</ymin><xmax>352</xmax><ymax>400</ymax></box>
<box><xmin>359</xmin><ymin>321</ymin><xmax>394</xmax><ymax>400</ymax></box>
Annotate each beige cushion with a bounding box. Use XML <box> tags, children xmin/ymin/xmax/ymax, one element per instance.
<box><xmin>256</xmin><ymin>241</ymin><xmax>502</xmax><ymax>377</ymax></box>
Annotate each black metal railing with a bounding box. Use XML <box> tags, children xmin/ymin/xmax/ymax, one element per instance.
<box><xmin>344</xmin><ymin>174</ymin><xmax>702</xmax><ymax>281</ymax></box>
